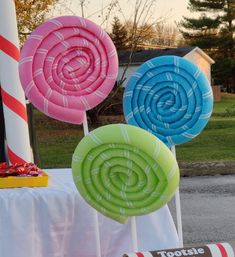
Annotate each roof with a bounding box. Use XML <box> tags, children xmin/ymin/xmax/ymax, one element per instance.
<box><xmin>118</xmin><ymin>46</ymin><xmax>207</xmax><ymax>65</ymax></box>
<box><xmin>184</xmin><ymin>47</ymin><xmax>215</xmax><ymax>64</ymax></box>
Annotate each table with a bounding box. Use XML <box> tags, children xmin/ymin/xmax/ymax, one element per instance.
<box><xmin>0</xmin><ymin>169</ymin><xmax>179</xmax><ymax>257</ymax></box>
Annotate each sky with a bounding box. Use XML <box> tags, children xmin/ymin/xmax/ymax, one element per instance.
<box><xmin>56</xmin><ymin>0</ymin><xmax>191</xmax><ymax>29</ymax></box>
<box><xmin>153</xmin><ymin>0</ymin><xmax>190</xmax><ymax>22</ymax></box>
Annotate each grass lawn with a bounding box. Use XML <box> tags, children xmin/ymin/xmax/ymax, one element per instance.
<box><xmin>176</xmin><ymin>117</ymin><xmax>235</xmax><ymax>161</ymax></box>
<box><xmin>212</xmin><ymin>93</ymin><xmax>235</xmax><ymax>114</ymax></box>
<box><xmin>176</xmin><ymin>93</ymin><xmax>235</xmax><ymax>161</ymax></box>
<box><xmin>34</xmin><ymin>93</ymin><xmax>235</xmax><ymax>168</ymax></box>
<box><xmin>34</xmin><ymin>113</ymin><xmax>84</xmax><ymax>168</ymax></box>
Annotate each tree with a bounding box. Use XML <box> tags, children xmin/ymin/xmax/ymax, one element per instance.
<box><xmin>87</xmin><ymin>0</ymin><xmax>161</xmax><ymax>123</ymax></box>
<box><xmin>15</xmin><ymin>0</ymin><xmax>59</xmax><ymax>45</ymax></box>
<box><xmin>180</xmin><ymin>0</ymin><xmax>235</xmax><ymax>91</ymax></box>
<box><xmin>153</xmin><ymin>22</ymin><xmax>182</xmax><ymax>47</ymax></box>
<box><xmin>110</xmin><ymin>16</ymin><xmax>128</xmax><ymax>51</ymax></box>
<box><xmin>111</xmin><ymin>18</ymin><xmax>182</xmax><ymax>49</ymax></box>
<box><xmin>123</xmin><ymin>20</ymin><xmax>157</xmax><ymax>48</ymax></box>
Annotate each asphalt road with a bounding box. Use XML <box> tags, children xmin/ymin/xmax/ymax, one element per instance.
<box><xmin>168</xmin><ymin>174</ymin><xmax>235</xmax><ymax>248</ymax></box>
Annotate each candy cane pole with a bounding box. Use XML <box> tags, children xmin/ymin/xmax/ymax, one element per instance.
<box><xmin>0</xmin><ymin>0</ymin><xmax>32</xmax><ymax>164</ymax></box>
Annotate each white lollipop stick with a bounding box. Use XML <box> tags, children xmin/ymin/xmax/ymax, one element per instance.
<box><xmin>131</xmin><ymin>217</ymin><xmax>138</xmax><ymax>251</ymax></box>
<box><xmin>171</xmin><ymin>145</ymin><xmax>183</xmax><ymax>247</ymax></box>
<box><xmin>82</xmin><ymin>112</ymin><xmax>101</xmax><ymax>257</ymax></box>
<box><xmin>82</xmin><ymin>112</ymin><xmax>89</xmax><ymax>136</ymax></box>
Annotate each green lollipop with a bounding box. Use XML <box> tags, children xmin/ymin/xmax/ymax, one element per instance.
<box><xmin>72</xmin><ymin>124</ymin><xmax>179</xmax><ymax>223</ymax></box>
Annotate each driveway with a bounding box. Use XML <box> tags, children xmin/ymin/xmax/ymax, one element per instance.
<box><xmin>169</xmin><ymin>174</ymin><xmax>235</xmax><ymax>248</ymax></box>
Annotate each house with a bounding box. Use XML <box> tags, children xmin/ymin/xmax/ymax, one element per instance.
<box><xmin>118</xmin><ymin>46</ymin><xmax>221</xmax><ymax>101</ymax></box>
<box><xmin>118</xmin><ymin>46</ymin><xmax>215</xmax><ymax>87</ymax></box>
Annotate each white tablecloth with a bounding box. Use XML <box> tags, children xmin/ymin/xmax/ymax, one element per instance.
<box><xmin>0</xmin><ymin>169</ymin><xmax>179</xmax><ymax>257</ymax></box>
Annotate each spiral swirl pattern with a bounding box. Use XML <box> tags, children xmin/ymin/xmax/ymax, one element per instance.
<box><xmin>19</xmin><ymin>16</ymin><xmax>118</xmax><ymax>124</ymax></box>
<box><xmin>72</xmin><ymin>124</ymin><xmax>179</xmax><ymax>223</ymax></box>
<box><xmin>123</xmin><ymin>56</ymin><xmax>213</xmax><ymax>147</ymax></box>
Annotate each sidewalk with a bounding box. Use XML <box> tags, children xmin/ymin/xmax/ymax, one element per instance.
<box><xmin>169</xmin><ymin>174</ymin><xmax>235</xmax><ymax>248</ymax></box>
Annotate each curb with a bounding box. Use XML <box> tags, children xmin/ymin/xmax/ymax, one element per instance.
<box><xmin>179</xmin><ymin>160</ymin><xmax>235</xmax><ymax>177</ymax></box>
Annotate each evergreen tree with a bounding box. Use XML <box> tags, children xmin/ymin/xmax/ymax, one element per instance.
<box><xmin>180</xmin><ymin>0</ymin><xmax>235</xmax><ymax>92</ymax></box>
<box><xmin>110</xmin><ymin>16</ymin><xmax>128</xmax><ymax>51</ymax></box>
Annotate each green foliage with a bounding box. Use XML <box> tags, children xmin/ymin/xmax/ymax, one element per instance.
<box><xmin>188</xmin><ymin>0</ymin><xmax>225</xmax><ymax>12</ymax></box>
<box><xmin>110</xmin><ymin>16</ymin><xmax>128</xmax><ymax>51</ymax></box>
<box><xmin>180</xmin><ymin>0</ymin><xmax>235</xmax><ymax>91</ymax></box>
<box><xmin>181</xmin><ymin>16</ymin><xmax>221</xmax><ymax>31</ymax></box>
<box><xmin>213</xmin><ymin>57</ymin><xmax>235</xmax><ymax>83</ymax></box>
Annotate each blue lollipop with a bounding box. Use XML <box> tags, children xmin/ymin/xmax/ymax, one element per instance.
<box><xmin>123</xmin><ymin>56</ymin><xmax>213</xmax><ymax>147</ymax></box>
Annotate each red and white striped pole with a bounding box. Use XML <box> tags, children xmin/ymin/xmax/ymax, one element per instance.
<box><xmin>0</xmin><ymin>0</ymin><xmax>32</xmax><ymax>164</ymax></box>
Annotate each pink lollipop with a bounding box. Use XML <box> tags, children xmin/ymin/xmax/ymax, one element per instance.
<box><xmin>19</xmin><ymin>16</ymin><xmax>118</xmax><ymax>124</ymax></box>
